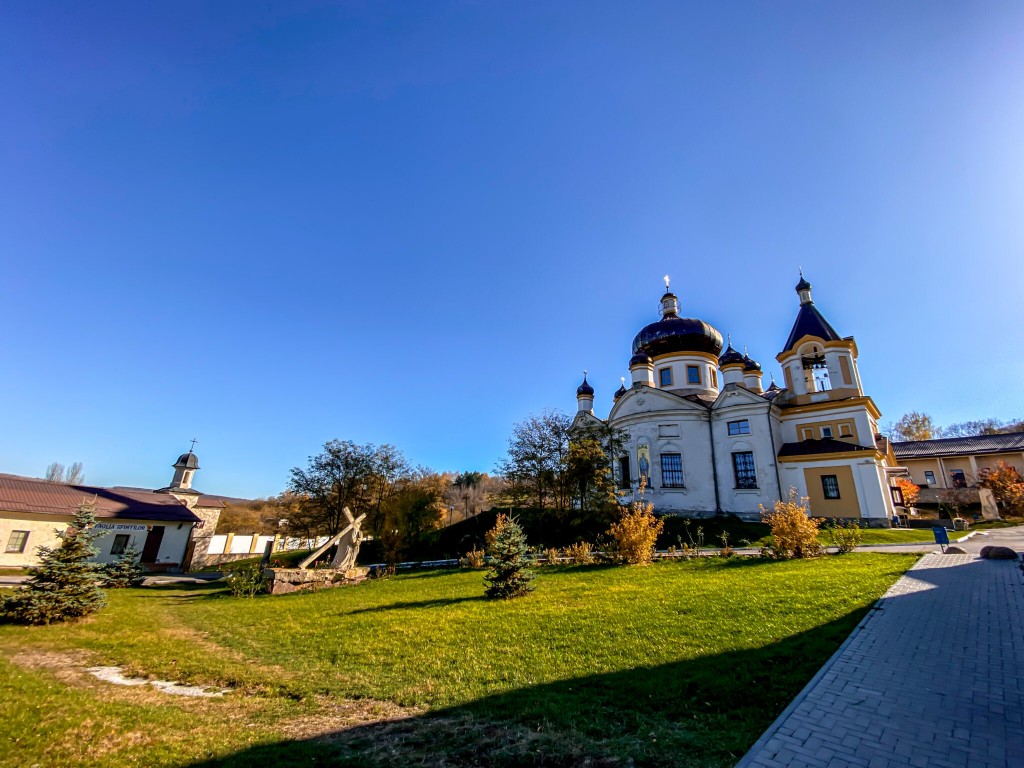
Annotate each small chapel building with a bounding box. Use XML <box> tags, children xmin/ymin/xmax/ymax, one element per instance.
<box><xmin>571</xmin><ymin>275</ymin><xmax>901</xmax><ymax>525</ymax></box>
<box><xmin>0</xmin><ymin>450</ymin><xmax>223</xmax><ymax>570</ymax></box>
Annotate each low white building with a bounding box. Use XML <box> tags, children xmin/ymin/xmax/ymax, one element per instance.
<box><xmin>0</xmin><ymin>450</ymin><xmax>224</xmax><ymax>570</ymax></box>
<box><xmin>572</xmin><ymin>275</ymin><xmax>900</xmax><ymax>525</ymax></box>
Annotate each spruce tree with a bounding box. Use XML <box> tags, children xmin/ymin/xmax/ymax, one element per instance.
<box><xmin>98</xmin><ymin>543</ymin><xmax>145</xmax><ymax>588</ymax></box>
<box><xmin>3</xmin><ymin>503</ymin><xmax>107</xmax><ymax>625</ymax></box>
<box><xmin>484</xmin><ymin>514</ymin><xmax>534</xmax><ymax>599</ymax></box>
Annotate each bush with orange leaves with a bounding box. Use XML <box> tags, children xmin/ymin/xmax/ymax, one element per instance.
<box><xmin>608</xmin><ymin>497</ymin><xmax>665</xmax><ymax>565</ymax></box>
<box><xmin>760</xmin><ymin>489</ymin><xmax>823</xmax><ymax>559</ymax></box>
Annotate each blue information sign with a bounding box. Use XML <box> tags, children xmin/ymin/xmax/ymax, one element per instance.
<box><xmin>932</xmin><ymin>527</ymin><xmax>950</xmax><ymax>546</ymax></box>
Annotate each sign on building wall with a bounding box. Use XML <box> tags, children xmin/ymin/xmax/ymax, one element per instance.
<box><xmin>94</xmin><ymin>523</ymin><xmax>148</xmax><ymax>532</ymax></box>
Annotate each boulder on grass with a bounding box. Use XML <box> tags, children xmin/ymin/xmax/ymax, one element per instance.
<box><xmin>944</xmin><ymin>546</ymin><xmax>968</xmax><ymax>554</ymax></box>
<box><xmin>980</xmin><ymin>545</ymin><xmax>1018</xmax><ymax>560</ymax></box>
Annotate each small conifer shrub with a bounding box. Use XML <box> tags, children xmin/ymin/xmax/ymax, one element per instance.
<box><xmin>98</xmin><ymin>543</ymin><xmax>146</xmax><ymax>588</ymax></box>
<box><xmin>483</xmin><ymin>514</ymin><xmax>534</xmax><ymax>599</ymax></box>
<box><xmin>760</xmin><ymin>489</ymin><xmax>823</xmax><ymax>559</ymax></box>
<box><xmin>3</xmin><ymin>504</ymin><xmax>107</xmax><ymax>625</ymax></box>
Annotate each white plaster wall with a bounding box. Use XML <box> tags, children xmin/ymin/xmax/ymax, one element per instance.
<box><xmin>92</xmin><ymin>519</ymin><xmax>194</xmax><ymax>565</ymax></box>
<box><xmin>0</xmin><ymin>513</ymin><xmax>194</xmax><ymax>567</ymax></box>
<box><xmin>711</xmin><ymin>399</ymin><xmax>782</xmax><ymax>516</ymax></box>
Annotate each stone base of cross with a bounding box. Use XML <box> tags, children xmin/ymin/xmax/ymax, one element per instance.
<box><xmin>298</xmin><ymin>507</ymin><xmax>366</xmax><ymax>570</ymax></box>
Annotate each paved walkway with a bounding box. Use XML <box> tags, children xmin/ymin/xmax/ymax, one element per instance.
<box><xmin>737</xmin><ymin>537</ymin><xmax>1024</xmax><ymax>767</ymax></box>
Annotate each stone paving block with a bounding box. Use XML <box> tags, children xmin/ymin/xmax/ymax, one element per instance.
<box><xmin>736</xmin><ymin>553</ymin><xmax>1024</xmax><ymax>768</ymax></box>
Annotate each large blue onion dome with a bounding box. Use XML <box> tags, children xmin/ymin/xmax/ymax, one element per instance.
<box><xmin>632</xmin><ymin>316</ymin><xmax>724</xmax><ymax>358</ymax></box>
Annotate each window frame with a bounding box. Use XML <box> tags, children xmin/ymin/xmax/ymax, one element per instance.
<box><xmin>727</xmin><ymin>419</ymin><xmax>751</xmax><ymax>436</ymax></box>
<box><xmin>686</xmin><ymin>365</ymin><xmax>701</xmax><ymax>385</ymax></box>
<box><xmin>821</xmin><ymin>474</ymin><xmax>841</xmax><ymax>499</ymax></box>
<box><xmin>618</xmin><ymin>456</ymin><xmax>632</xmax><ymax>490</ymax></box>
<box><xmin>821</xmin><ymin>426</ymin><xmax>833</xmax><ymax>438</ymax></box>
<box><xmin>924</xmin><ymin>470</ymin><xmax>936</xmax><ymax>485</ymax></box>
<box><xmin>111</xmin><ymin>534</ymin><xmax>131</xmax><ymax>556</ymax></box>
<box><xmin>732</xmin><ymin>451</ymin><xmax>758</xmax><ymax>489</ymax></box>
<box><xmin>660</xmin><ymin>453</ymin><xmax>685</xmax><ymax>488</ymax></box>
<box><xmin>6</xmin><ymin>530</ymin><xmax>29</xmax><ymax>554</ymax></box>
<box><xmin>659</xmin><ymin>368</ymin><xmax>673</xmax><ymax>387</ymax></box>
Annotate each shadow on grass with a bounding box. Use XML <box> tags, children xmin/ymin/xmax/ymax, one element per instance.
<box><xmin>339</xmin><ymin>595</ymin><xmax>486</xmax><ymax>616</ymax></box>
<box><xmin>180</xmin><ymin>609</ymin><xmax>869</xmax><ymax>768</ymax></box>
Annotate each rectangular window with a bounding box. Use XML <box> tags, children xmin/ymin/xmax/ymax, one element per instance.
<box><xmin>732</xmin><ymin>452</ymin><xmax>757</xmax><ymax>489</ymax></box>
<box><xmin>950</xmin><ymin>470</ymin><xmax>967</xmax><ymax>488</ymax></box>
<box><xmin>618</xmin><ymin>456</ymin><xmax>631</xmax><ymax>489</ymax></box>
<box><xmin>111</xmin><ymin>534</ymin><xmax>130</xmax><ymax>556</ymax></box>
<box><xmin>800</xmin><ymin>427</ymin><xmax>814</xmax><ymax>441</ymax></box>
<box><xmin>6</xmin><ymin>530</ymin><xmax>29</xmax><ymax>553</ymax></box>
<box><xmin>821</xmin><ymin>426</ymin><xmax>833</xmax><ymax>438</ymax></box>
<box><xmin>822</xmin><ymin>475</ymin><xmax>841</xmax><ymax>499</ymax></box>
<box><xmin>659</xmin><ymin>368</ymin><xmax>672</xmax><ymax>387</ymax></box>
<box><xmin>711</xmin><ymin>369</ymin><xmax>718</xmax><ymax>387</ymax></box>
<box><xmin>686</xmin><ymin>365</ymin><xmax>701</xmax><ymax>385</ymax></box>
<box><xmin>839</xmin><ymin>423</ymin><xmax>853</xmax><ymax>438</ymax></box>
<box><xmin>728</xmin><ymin>419</ymin><xmax>751</xmax><ymax>436</ymax></box>
<box><xmin>660</xmin><ymin>453</ymin><xmax>684</xmax><ymax>488</ymax></box>
<box><xmin>924</xmin><ymin>470</ymin><xmax>936</xmax><ymax>485</ymax></box>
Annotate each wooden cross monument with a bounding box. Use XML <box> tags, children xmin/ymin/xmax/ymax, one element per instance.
<box><xmin>298</xmin><ymin>506</ymin><xmax>366</xmax><ymax>571</ymax></box>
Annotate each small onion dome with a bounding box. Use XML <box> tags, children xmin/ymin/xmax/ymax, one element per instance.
<box><xmin>614</xmin><ymin>382</ymin><xmax>628</xmax><ymax>401</ymax></box>
<box><xmin>743</xmin><ymin>355</ymin><xmax>762</xmax><ymax>372</ymax></box>
<box><xmin>632</xmin><ymin>317</ymin><xmax>723</xmax><ymax>358</ymax></box>
<box><xmin>629</xmin><ymin>350</ymin><xmax>652</xmax><ymax>367</ymax></box>
<box><xmin>796</xmin><ymin>274</ymin><xmax>811</xmax><ymax>293</ymax></box>
<box><xmin>576</xmin><ymin>375</ymin><xmax>594</xmax><ymax>397</ymax></box>
<box><xmin>174</xmin><ymin>451</ymin><xmax>200</xmax><ymax>470</ymax></box>
<box><xmin>719</xmin><ymin>343</ymin><xmax>746</xmax><ymax>367</ymax></box>
<box><xmin>766</xmin><ymin>379</ymin><xmax>780</xmax><ymax>392</ymax></box>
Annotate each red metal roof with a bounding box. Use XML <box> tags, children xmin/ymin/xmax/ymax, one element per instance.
<box><xmin>0</xmin><ymin>475</ymin><xmax>201</xmax><ymax>523</ymax></box>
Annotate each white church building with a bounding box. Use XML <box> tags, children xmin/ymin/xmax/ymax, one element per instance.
<box><xmin>571</xmin><ymin>275</ymin><xmax>901</xmax><ymax>525</ymax></box>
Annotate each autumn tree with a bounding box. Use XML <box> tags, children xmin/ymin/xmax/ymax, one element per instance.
<box><xmin>893</xmin><ymin>477</ymin><xmax>920</xmax><ymax>508</ymax></box>
<box><xmin>939</xmin><ymin>418</ymin><xmax>1024</xmax><ymax>437</ymax></box>
<box><xmin>886</xmin><ymin>412</ymin><xmax>936</xmax><ymax>442</ymax></box>
<box><xmin>977</xmin><ymin>461</ymin><xmax>1024</xmax><ymax>514</ymax></box>
<box><xmin>567</xmin><ymin>422</ymin><xmax>628</xmax><ymax>514</ymax></box>
<box><xmin>496</xmin><ymin>410</ymin><xmax>573</xmax><ymax>511</ymax></box>
<box><xmin>288</xmin><ymin>440</ymin><xmax>411</xmax><ymax>538</ymax></box>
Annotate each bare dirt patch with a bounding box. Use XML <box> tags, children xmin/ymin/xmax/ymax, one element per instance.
<box><xmin>281</xmin><ymin>696</ymin><xmax>427</xmax><ymax>740</ymax></box>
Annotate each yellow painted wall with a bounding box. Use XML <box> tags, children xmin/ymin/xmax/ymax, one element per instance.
<box><xmin>803</xmin><ymin>466</ymin><xmax>861</xmax><ymax>518</ymax></box>
<box><xmin>0</xmin><ymin>512</ymin><xmax>71</xmax><ymax>567</ymax></box>
<box><xmin>974</xmin><ymin>454</ymin><xmax>1024</xmax><ymax>476</ymax></box>
<box><xmin>796</xmin><ymin>419</ymin><xmax>858</xmax><ymax>442</ymax></box>
<box><xmin>902</xmin><ymin>459</ymin><xmax>942</xmax><ymax>486</ymax></box>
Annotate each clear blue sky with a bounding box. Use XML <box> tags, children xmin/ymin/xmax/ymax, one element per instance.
<box><xmin>2</xmin><ymin>2</ymin><xmax>1023</xmax><ymax>498</ymax></box>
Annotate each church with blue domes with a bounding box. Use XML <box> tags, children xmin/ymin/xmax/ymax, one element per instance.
<box><xmin>571</xmin><ymin>276</ymin><xmax>901</xmax><ymax>525</ymax></box>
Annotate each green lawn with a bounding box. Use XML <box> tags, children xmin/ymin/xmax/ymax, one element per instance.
<box><xmin>0</xmin><ymin>554</ymin><xmax>916</xmax><ymax>767</ymax></box>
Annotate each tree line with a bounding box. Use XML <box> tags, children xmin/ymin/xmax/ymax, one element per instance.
<box><xmin>230</xmin><ymin>408</ymin><xmax>622</xmax><ymax>563</ymax></box>
<box><xmin>884</xmin><ymin>412</ymin><xmax>1024</xmax><ymax>442</ymax></box>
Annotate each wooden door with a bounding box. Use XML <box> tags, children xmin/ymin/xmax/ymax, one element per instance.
<box><xmin>141</xmin><ymin>526</ymin><xmax>165</xmax><ymax>563</ymax></box>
